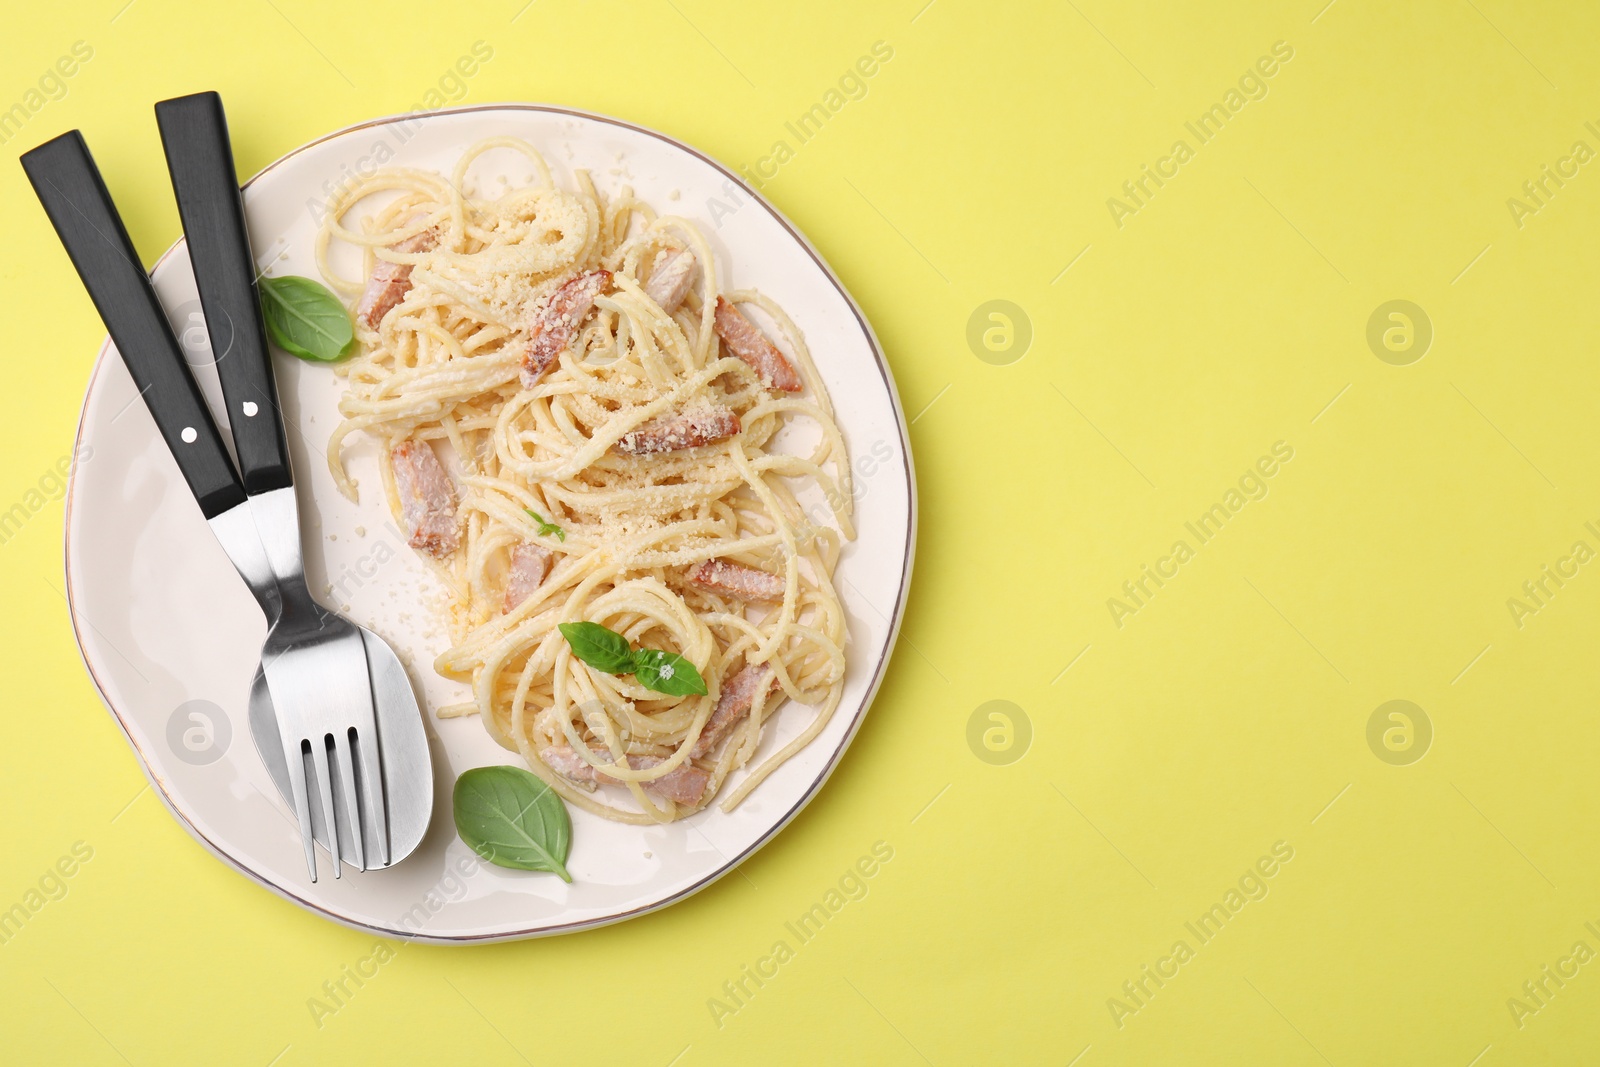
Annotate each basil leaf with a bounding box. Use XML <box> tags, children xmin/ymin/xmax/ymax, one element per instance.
<box><xmin>259</xmin><ymin>275</ymin><xmax>355</xmax><ymax>362</ymax></box>
<box><xmin>452</xmin><ymin>765</ymin><xmax>572</xmax><ymax>880</ymax></box>
<box><xmin>558</xmin><ymin>621</ymin><xmax>636</xmax><ymax>675</ymax></box>
<box><xmin>558</xmin><ymin>621</ymin><xmax>707</xmax><ymax>695</ymax></box>
<box><xmin>631</xmin><ymin>648</ymin><xmax>708</xmax><ymax>696</ymax></box>
<box><xmin>525</xmin><ymin>508</ymin><xmax>566</xmax><ymax>542</ymax></box>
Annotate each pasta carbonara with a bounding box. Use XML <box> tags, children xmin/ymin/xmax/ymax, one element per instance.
<box><xmin>315</xmin><ymin>137</ymin><xmax>852</xmax><ymax>825</ymax></box>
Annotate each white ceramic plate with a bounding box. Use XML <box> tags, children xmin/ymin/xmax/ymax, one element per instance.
<box><xmin>64</xmin><ymin>104</ymin><xmax>914</xmax><ymax>942</ymax></box>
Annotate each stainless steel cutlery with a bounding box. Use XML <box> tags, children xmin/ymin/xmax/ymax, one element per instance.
<box><xmin>22</xmin><ymin>94</ymin><xmax>433</xmax><ymax>881</ymax></box>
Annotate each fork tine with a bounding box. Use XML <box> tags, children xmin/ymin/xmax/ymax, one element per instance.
<box><xmin>332</xmin><ymin>730</ymin><xmax>365</xmax><ymax>871</ymax></box>
<box><xmin>308</xmin><ymin>735</ymin><xmax>343</xmax><ymax>880</ymax></box>
<box><xmin>284</xmin><ymin>737</ymin><xmax>319</xmax><ymax>883</ymax></box>
<box><xmin>354</xmin><ymin>724</ymin><xmax>389</xmax><ymax>867</ymax></box>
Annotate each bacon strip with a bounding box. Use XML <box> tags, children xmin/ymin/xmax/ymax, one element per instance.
<box><xmin>539</xmin><ymin>746</ymin><xmax>710</xmax><ymax>806</ymax></box>
<box><xmin>522</xmin><ymin>269</ymin><xmax>612</xmax><ymax>388</ymax></box>
<box><xmin>713</xmin><ymin>296</ymin><xmax>803</xmax><ymax>393</ymax></box>
<box><xmin>615</xmin><ymin>405</ymin><xmax>740</xmax><ymax>456</ymax></box>
<box><xmin>687</xmin><ymin>559</ymin><xmax>784</xmax><ymax>603</ymax></box>
<box><xmin>391</xmin><ymin>440</ymin><xmax>458</xmax><ymax>555</ymax></box>
<box><xmin>502</xmin><ymin>542</ymin><xmax>554</xmax><ymax>613</ymax></box>
<box><xmin>644</xmin><ymin>249</ymin><xmax>697</xmax><ymax>313</ymax></box>
<box><xmin>355</xmin><ymin>227</ymin><xmax>436</xmax><ymax>329</ymax></box>
<box><xmin>693</xmin><ymin>664</ymin><xmax>781</xmax><ymax>757</ymax></box>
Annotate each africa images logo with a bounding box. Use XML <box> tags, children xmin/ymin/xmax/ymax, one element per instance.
<box><xmin>1105</xmin><ymin>41</ymin><xmax>1295</xmax><ymax>229</ymax></box>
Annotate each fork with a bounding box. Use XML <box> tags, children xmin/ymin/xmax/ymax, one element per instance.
<box><xmin>153</xmin><ymin>93</ymin><xmax>392</xmax><ymax>881</ymax></box>
<box><xmin>23</xmin><ymin>121</ymin><xmax>417</xmax><ymax>882</ymax></box>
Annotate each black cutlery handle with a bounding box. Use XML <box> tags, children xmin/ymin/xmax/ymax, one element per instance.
<box><xmin>156</xmin><ymin>92</ymin><xmax>292</xmax><ymax>495</ymax></box>
<box><xmin>21</xmin><ymin>131</ymin><xmax>245</xmax><ymax>519</ymax></box>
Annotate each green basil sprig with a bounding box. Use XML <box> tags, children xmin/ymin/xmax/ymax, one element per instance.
<box><xmin>259</xmin><ymin>275</ymin><xmax>355</xmax><ymax>362</ymax></box>
<box><xmin>452</xmin><ymin>765</ymin><xmax>572</xmax><ymax>880</ymax></box>
<box><xmin>525</xmin><ymin>509</ymin><xmax>566</xmax><ymax>541</ymax></box>
<box><xmin>557</xmin><ymin>621</ymin><xmax>708</xmax><ymax>696</ymax></box>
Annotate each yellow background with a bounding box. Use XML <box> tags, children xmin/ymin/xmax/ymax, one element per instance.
<box><xmin>2</xmin><ymin>1</ymin><xmax>1598</xmax><ymax>1063</ymax></box>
